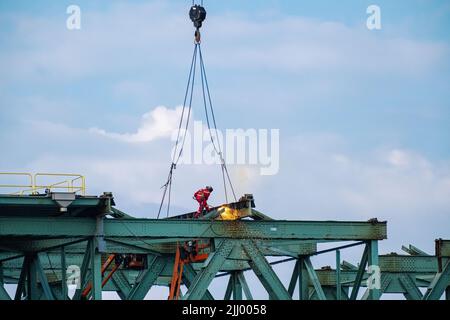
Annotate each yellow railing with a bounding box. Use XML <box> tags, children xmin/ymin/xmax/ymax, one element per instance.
<box><xmin>0</xmin><ymin>172</ymin><xmax>86</xmax><ymax>195</ymax></box>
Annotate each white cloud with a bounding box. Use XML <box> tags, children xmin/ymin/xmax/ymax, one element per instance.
<box><xmin>388</xmin><ymin>149</ymin><xmax>411</xmax><ymax>167</ymax></box>
<box><xmin>90</xmin><ymin>106</ymin><xmax>183</xmax><ymax>143</ymax></box>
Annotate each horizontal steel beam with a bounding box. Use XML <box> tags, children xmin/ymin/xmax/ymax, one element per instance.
<box><xmin>0</xmin><ymin>217</ymin><xmax>387</xmax><ymax>241</ymax></box>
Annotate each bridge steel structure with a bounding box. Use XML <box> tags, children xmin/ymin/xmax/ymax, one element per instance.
<box><xmin>0</xmin><ymin>192</ymin><xmax>448</xmax><ymax>300</ymax></box>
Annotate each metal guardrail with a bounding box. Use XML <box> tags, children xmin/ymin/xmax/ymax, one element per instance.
<box><xmin>0</xmin><ymin>172</ymin><xmax>86</xmax><ymax>195</ymax></box>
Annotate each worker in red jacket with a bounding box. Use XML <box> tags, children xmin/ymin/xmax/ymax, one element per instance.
<box><xmin>193</xmin><ymin>186</ymin><xmax>213</xmax><ymax>218</ymax></box>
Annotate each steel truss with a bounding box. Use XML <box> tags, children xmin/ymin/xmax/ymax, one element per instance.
<box><xmin>0</xmin><ymin>192</ymin><xmax>447</xmax><ymax>300</ymax></box>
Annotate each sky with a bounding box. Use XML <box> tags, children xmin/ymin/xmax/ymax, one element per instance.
<box><xmin>1</xmin><ymin>0</ymin><xmax>450</xmax><ymax>299</ymax></box>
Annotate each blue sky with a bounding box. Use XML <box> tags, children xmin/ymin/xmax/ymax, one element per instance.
<box><xmin>1</xmin><ymin>0</ymin><xmax>450</xmax><ymax>299</ymax></box>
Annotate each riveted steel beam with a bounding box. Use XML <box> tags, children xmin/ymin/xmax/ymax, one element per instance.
<box><xmin>0</xmin><ymin>217</ymin><xmax>387</xmax><ymax>240</ymax></box>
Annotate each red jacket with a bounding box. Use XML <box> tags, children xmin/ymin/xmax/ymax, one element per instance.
<box><xmin>194</xmin><ymin>188</ymin><xmax>211</xmax><ymax>202</ymax></box>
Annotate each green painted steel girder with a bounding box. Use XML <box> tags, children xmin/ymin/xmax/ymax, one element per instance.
<box><xmin>73</xmin><ymin>240</ymin><xmax>91</xmax><ymax>300</ymax></box>
<box><xmin>184</xmin><ymin>240</ymin><xmax>236</xmax><ymax>300</ymax></box>
<box><xmin>34</xmin><ymin>254</ymin><xmax>55</xmax><ymax>300</ymax></box>
<box><xmin>303</xmin><ymin>257</ymin><xmax>326</xmax><ymax>300</ymax></box>
<box><xmin>0</xmin><ymin>216</ymin><xmax>387</xmax><ymax>240</ymax></box>
<box><xmin>398</xmin><ymin>274</ymin><xmax>423</xmax><ymax>300</ymax></box>
<box><xmin>350</xmin><ymin>243</ymin><xmax>369</xmax><ymax>300</ymax></box>
<box><xmin>60</xmin><ymin>247</ymin><xmax>67</xmax><ymax>300</ymax></box>
<box><xmin>379</xmin><ymin>255</ymin><xmax>440</xmax><ymax>273</ymax></box>
<box><xmin>288</xmin><ymin>260</ymin><xmax>299</xmax><ymax>297</ymax></box>
<box><xmin>27</xmin><ymin>254</ymin><xmax>39</xmax><ymax>300</ymax></box>
<box><xmin>111</xmin><ymin>270</ymin><xmax>132</xmax><ymax>300</ymax></box>
<box><xmin>0</xmin><ymin>194</ymin><xmax>109</xmax><ymax>218</ymax></box>
<box><xmin>126</xmin><ymin>255</ymin><xmax>166</xmax><ymax>300</ymax></box>
<box><xmin>224</xmin><ymin>276</ymin><xmax>233</xmax><ymax>300</ymax></box>
<box><xmin>90</xmin><ymin>240</ymin><xmax>102</xmax><ymax>300</ymax></box>
<box><xmin>241</xmin><ymin>240</ymin><xmax>291</xmax><ymax>300</ymax></box>
<box><xmin>182</xmin><ymin>264</ymin><xmax>214</xmax><ymax>300</ymax></box>
<box><xmin>237</xmin><ymin>272</ymin><xmax>253</xmax><ymax>300</ymax></box>
<box><xmin>367</xmin><ymin>240</ymin><xmax>380</xmax><ymax>300</ymax></box>
<box><xmin>0</xmin><ymin>238</ymin><xmax>89</xmax><ymax>254</ymax></box>
<box><xmin>231</xmin><ymin>272</ymin><xmax>243</xmax><ymax>300</ymax></box>
<box><xmin>298</xmin><ymin>256</ymin><xmax>309</xmax><ymax>300</ymax></box>
<box><xmin>423</xmin><ymin>259</ymin><xmax>450</xmax><ymax>300</ymax></box>
<box><xmin>15</xmin><ymin>257</ymin><xmax>28</xmax><ymax>300</ymax></box>
<box><xmin>0</xmin><ymin>263</ymin><xmax>10</xmax><ymax>300</ymax></box>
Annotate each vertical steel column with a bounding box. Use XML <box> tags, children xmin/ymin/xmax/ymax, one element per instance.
<box><xmin>90</xmin><ymin>238</ymin><xmax>102</xmax><ymax>300</ymax></box>
<box><xmin>26</xmin><ymin>254</ymin><xmax>38</xmax><ymax>300</ymax></box>
<box><xmin>231</xmin><ymin>272</ymin><xmax>242</xmax><ymax>300</ymax></box>
<box><xmin>0</xmin><ymin>262</ymin><xmax>11</xmax><ymax>300</ymax></box>
<box><xmin>35</xmin><ymin>254</ymin><xmax>55</xmax><ymax>300</ymax></box>
<box><xmin>298</xmin><ymin>256</ymin><xmax>309</xmax><ymax>300</ymax></box>
<box><xmin>61</xmin><ymin>246</ymin><xmax>67</xmax><ymax>300</ymax></box>
<box><xmin>237</xmin><ymin>272</ymin><xmax>253</xmax><ymax>300</ymax></box>
<box><xmin>73</xmin><ymin>240</ymin><xmax>92</xmax><ymax>300</ymax></box>
<box><xmin>224</xmin><ymin>275</ymin><xmax>233</xmax><ymax>300</ymax></box>
<box><xmin>367</xmin><ymin>240</ymin><xmax>380</xmax><ymax>300</ymax></box>
<box><xmin>336</xmin><ymin>250</ymin><xmax>341</xmax><ymax>300</ymax></box>
<box><xmin>15</xmin><ymin>257</ymin><xmax>29</xmax><ymax>300</ymax></box>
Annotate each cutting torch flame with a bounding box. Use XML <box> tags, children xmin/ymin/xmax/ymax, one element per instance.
<box><xmin>219</xmin><ymin>206</ymin><xmax>240</xmax><ymax>220</ymax></box>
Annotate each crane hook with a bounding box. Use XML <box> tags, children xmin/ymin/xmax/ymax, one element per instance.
<box><xmin>189</xmin><ymin>4</ymin><xmax>206</xmax><ymax>43</ymax></box>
